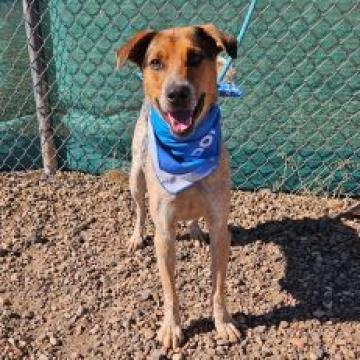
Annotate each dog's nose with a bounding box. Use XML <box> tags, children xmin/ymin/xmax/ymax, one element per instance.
<box><xmin>166</xmin><ymin>84</ymin><xmax>191</xmax><ymax>106</ymax></box>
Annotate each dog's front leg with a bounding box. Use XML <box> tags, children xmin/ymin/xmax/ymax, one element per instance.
<box><xmin>154</xmin><ymin>221</ymin><xmax>183</xmax><ymax>349</ymax></box>
<box><xmin>209</xmin><ymin>220</ymin><xmax>241</xmax><ymax>342</ymax></box>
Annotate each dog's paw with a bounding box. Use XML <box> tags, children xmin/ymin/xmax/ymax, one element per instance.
<box><xmin>215</xmin><ymin>316</ymin><xmax>241</xmax><ymax>343</ymax></box>
<box><xmin>128</xmin><ymin>233</ymin><xmax>144</xmax><ymax>252</ymax></box>
<box><xmin>189</xmin><ymin>220</ymin><xmax>208</xmax><ymax>245</ymax></box>
<box><xmin>157</xmin><ymin>319</ymin><xmax>184</xmax><ymax>350</ymax></box>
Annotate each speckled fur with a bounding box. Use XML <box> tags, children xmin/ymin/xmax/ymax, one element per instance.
<box><xmin>118</xmin><ymin>25</ymin><xmax>241</xmax><ymax>349</ymax></box>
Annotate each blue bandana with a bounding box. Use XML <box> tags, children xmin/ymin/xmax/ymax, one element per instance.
<box><xmin>148</xmin><ymin>105</ymin><xmax>221</xmax><ymax>194</ymax></box>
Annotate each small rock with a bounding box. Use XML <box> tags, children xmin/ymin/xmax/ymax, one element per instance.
<box><xmin>204</xmin><ymin>348</ymin><xmax>216</xmax><ymax>356</ymax></box>
<box><xmin>28</xmin><ymin>233</ymin><xmax>47</xmax><ymax>245</ymax></box>
<box><xmin>76</xmin><ymin>305</ymin><xmax>88</xmax><ymax>317</ymax></box>
<box><xmin>67</xmin><ymin>316</ymin><xmax>78</xmax><ymax>328</ymax></box>
<box><xmin>39</xmin><ymin>333</ymin><xmax>48</xmax><ymax>342</ymax></box>
<box><xmin>123</xmin><ymin>314</ymin><xmax>135</xmax><ymax>329</ymax></box>
<box><xmin>0</xmin><ymin>248</ymin><xmax>9</xmax><ymax>257</ymax></box>
<box><xmin>323</xmin><ymin>300</ymin><xmax>333</xmax><ymax>310</ymax></box>
<box><xmin>90</xmin><ymin>324</ymin><xmax>100</xmax><ymax>335</ymax></box>
<box><xmin>151</xmin><ymin>349</ymin><xmax>166</xmax><ymax>360</ymax></box>
<box><xmin>216</xmin><ymin>338</ymin><xmax>230</xmax><ymax>346</ymax></box>
<box><xmin>64</xmin><ymin>312</ymin><xmax>72</xmax><ymax>320</ymax></box>
<box><xmin>255</xmin><ymin>334</ymin><xmax>263</xmax><ymax>346</ymax></box>
<box><xmin>141</xmin><ymin>290</ymin><xmax>153</xmax><ymax>301</ymax></box>
<box><xmin>131</xmin><ymin>333</ymin><xmax>140</xmax><ymax>344</ymax></box>
<box><xmin>18</xmin><ymin>340</ymin><xmax>27</xmax><ymax>348</ymax></box>
<box><xmin>313</xmin><ymin>345</ymin><xmax>325</xmax><ymax>358</ymax></box>
<box><xmin>38</xmin><ymin>355</ymin><xmax>49</xmax><ymax>360</ymax></box>
<box><xmin>144</xmin><ymin>340</ymin><xmax>156</xmax><ymax>355</ymax></box>
<box><xmin>144</xmin><ymin>328</ymin><xmax>156</xmax><ymax>340</ymax></box>
<box><xmin>9</xmin><ymin>310</ymin><xmax>20</xmax><ymax>319</ymax></box>
<box><xmin>172</xmin><ymin>353</ymin><xmax>184</xmax><ymax>360</ymax></box>
<box><xmin>256</xmin><ymin>325</ymin><xmax>266</xmax><ymax>333</ymax></box>
<box><xmin>279</xmin><ymin>321</ymin><xmax>289</xmax><ymax>328</ymax></box>
<box><xmin>23</xmin><ymin>310</ymin><xmax>35</xmax><ymax>319</ymax></box>
<box><xmin>259</xmin><ymin>188</ymin><xmax>272</xmax><ymax>195</ymax></box>
<box><xmin>194</xmin><ymin>240</ymin><xmax>201</xmax><ymax>248</ymax></box>
<box><xmin>333</xmin><ymin>352</ymin><xmax>342</xmax><ymax>360</ymax></box>
<box><xmin>236</xmin><ymin>314</ymin><xmax>246</xmax><ymax>325</ymax></box>
<box><xmin>75</xmin><ymin>324</ymin><xmax>85</xmax><ymax>336</ymax></box>
<box><xmin>0</xmin><ymin>297</ymin><xmax>11</xmax><ymax>307</ymax></box>
<box><xmin>290</xmin><ymin>337</ymin><xmax>305</xmax><ymax>349</ymax></box>
<box><xmin>49</xmin><ymin>334</ymin><xmax>60</xmax><ymax>346</ymax></box>
<box><xmin>313</xmin><ymin>309</ymin><xmax>326</xmax><ymax>318</ymax></box>
<box><xmin>133</xmin><ymin>351</ymin><xmax>143</xmax><ymax>360</ymax></box>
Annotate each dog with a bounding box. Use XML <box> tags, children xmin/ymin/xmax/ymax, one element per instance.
<box><xmin>116</xmin><ymin>24</ymin><xmax>240</xmax><ymax>349</ymax></box>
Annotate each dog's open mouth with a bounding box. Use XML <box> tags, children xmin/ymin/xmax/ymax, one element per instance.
<box><xmin>165</xmin><ymin>110</ymin><xmax>193</xmax><ymax>134</ymax></box>
<box><xmin>160</xmin><ymin>94</ymin><xmax>205</xmax><ymax>136</ymax></box>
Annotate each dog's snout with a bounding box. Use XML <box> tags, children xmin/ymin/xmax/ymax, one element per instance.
<box><xmin>166</xmin><ymin>84</ymin><xmax>191</xmax><ymax>106</ymax></box>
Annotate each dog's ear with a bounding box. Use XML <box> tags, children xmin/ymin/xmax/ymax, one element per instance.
<box><xmin>116</xmin><ymin>30</ymin><xmax>157</xmax><ymax>68</ymax></box>
<box><xmin>195</xmin><ymin>24</ymin><xmax>237</xmax><ymax>59</ymax></box>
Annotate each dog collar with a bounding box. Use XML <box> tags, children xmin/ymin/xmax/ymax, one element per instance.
<box><xmin>148</xmin><ymin>105</ymin><xmax>221</xmax><ymax>194</ymax></box>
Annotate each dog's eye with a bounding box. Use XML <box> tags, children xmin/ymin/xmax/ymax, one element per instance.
<box><xmin>149</xmin><ymin>59</ymin><xmax>163</xmax><ymax>70</ymax></box>
<box><xmin>187</xmin><ymin>53</ymin><xmax>204</xmax><ymax>67</ymax></box>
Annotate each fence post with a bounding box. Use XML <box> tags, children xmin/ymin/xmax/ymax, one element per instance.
<box><xmin>22</xmin><ymin>0</ymin><xmax>57</xmax><ymax>175</ymax></box>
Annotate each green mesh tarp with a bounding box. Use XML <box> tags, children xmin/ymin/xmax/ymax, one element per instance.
<box><xmin>1</xmin><ymin>0</ymin><xmax>359</xmax><ymax>195</ymax></box>
<box><xmin>0</xmin><ymin>0</ymin><xmax>41</xmax><ymax>170</ymax></box>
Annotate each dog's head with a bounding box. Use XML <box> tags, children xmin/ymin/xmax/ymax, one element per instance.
<box><xmin>116</xmin><ymin>24</ymin><xmax>237</xmax><ymax>136</ymax></box>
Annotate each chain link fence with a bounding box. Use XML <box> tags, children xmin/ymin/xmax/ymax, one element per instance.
<box><xmin>0</xmin><ymin>0</ymin><xmax>359</xmax><ymax>196</ymax></box>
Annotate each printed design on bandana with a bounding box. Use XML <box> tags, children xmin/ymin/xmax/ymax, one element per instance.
<box><xmin>190</xmin><ymin>129</ymin><xmax>216</xmax><ymax>157</ymax></box>
<box><xmin>148</xmin><ymin>105</ymin><xmax>222</xmax><ymax>194</ymax></box>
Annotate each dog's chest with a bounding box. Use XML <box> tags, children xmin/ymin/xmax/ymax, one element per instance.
<box><xmin>144</xmin><ymin>144</ymin><xmax>231</xmax><ymax>221</ymax></box>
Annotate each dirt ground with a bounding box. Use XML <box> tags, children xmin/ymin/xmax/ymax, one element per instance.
<box><xmin>0</xmin><ymin>171</ymin><xmax>359</xmax><ymax>359</ymax></box>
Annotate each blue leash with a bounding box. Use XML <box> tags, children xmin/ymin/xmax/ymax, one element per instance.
<box><xmin>218</xmin><ymin>0</ymin><xmax>257</xmax><ymax>83</ymax></box>
<box><xmin>136</xmin><ymin>0</ymin><xmax>257</xmax><ymax>98</ymax></box>
<box><xmin>217</xmin><ymin>0</ymin><xmax>257</xmax><ymax>97</ymax></box>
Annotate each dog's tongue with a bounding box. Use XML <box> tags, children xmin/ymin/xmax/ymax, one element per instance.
<box><xmin>165</xmin><ymin>110</ymin><xmax>192</xmax><ymax>133</ymax></box>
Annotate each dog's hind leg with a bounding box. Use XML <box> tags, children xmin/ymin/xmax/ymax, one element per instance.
<box><xmin>128</xmin><ymin>107</ymin><xmax>148</xmax><ymax>252</ymax></box>
<box><xmin>128</xmin><ymin>164</ymin><xmax>146</xmax><ymax>252</ymax></box>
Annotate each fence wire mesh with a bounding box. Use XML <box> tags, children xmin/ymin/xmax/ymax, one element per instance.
<box><xmin>0</xmin><ymin>0</ymin><xmax>359</xmax><ymax>196</ymax></box>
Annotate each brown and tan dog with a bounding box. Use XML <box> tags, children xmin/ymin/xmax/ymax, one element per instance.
<box><xmin>116</xmin><ymin>24</ymin><xmax>240</xmax><ymax>349</ymax></box>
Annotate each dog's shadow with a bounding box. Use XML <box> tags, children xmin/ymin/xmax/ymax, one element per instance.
<box><xmin>185</xmin><ymin>205</ymin><xmax>360</xmax><ymax>337</ymax></box>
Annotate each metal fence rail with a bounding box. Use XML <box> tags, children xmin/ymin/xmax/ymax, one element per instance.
<box><xmin>0</xmin><ymin>0</ymin><xmax>359</xmax><ymax>196</ymax></box>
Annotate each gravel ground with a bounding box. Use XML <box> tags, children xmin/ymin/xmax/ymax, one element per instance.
<box><xmin>0</xmin><ymin>171</ymin><xmax>359</xmax><ymax>360</ymax></box>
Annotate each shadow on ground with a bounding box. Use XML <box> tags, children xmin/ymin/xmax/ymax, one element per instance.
<box><xmin>185</xmin><ymin>205</ymin><xmax>360</xmax><ymax>338</ymax></box>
